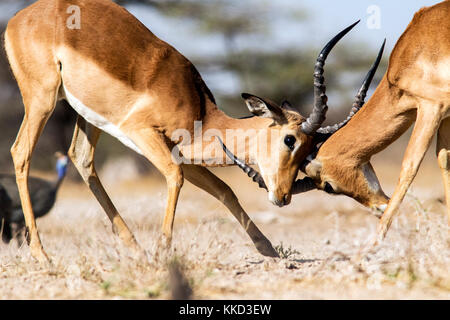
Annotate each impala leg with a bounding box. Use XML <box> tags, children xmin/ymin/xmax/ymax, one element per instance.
<box><xmin>182</xmin><ymin>164</ymin><xmax>279</xmax><ymax>257</ymax></box>
<box><xmin>436</xmin><ymin>117</ymin><xmax>450</xmax><ymax>225</ymax></box>
<box><xmin>373</xmin><ymin>104</ymin><xmax>443</xmax><ymax>245</ymax></box>
<box><xmin>68</xmin><ymin>116</ymin><xmax>141</xmax><ymax>252</ymax></box>
<box><xmin>11</xmin><ymin>90</ymin><xmax>59</xmax><ymax>263</ymax></box>
<box><xmin>129</xmin><ymin>129</ymin><xmax>183</xmax><ymax>244</ymax></box>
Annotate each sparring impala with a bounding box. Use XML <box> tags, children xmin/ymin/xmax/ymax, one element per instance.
<box><xmin>231</xmin><ymin>0</ymin><xmax>450</xmax><ymax>249</ymax></box>
<box><xmin>3</xmin><ymin>0</ymin><xmax>363</xmax><ymax>261</ymax></box>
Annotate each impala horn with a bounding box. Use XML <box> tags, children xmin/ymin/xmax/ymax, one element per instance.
<box><xmin>219</xmin><ymin>24</ymin><xmax>384</xmax><ymax>195</ymax></box>
<box><xmin>216</xmin><ymin>137</ymin><xmax>267</xmax><ymax>190</ymax></box>
<box><xmin>293</xmin><ymin>40</ymin><xmax>386</xmax><ymax>194</ymax></box>
<box><xmin>316</xmin><ymin>39</ymin><xmax>386</xmax><ymax>136</ymax></box>
<box><xmin>291</xmin><ymin>176</ymin><xmax>317</xmax><ymax>193</ymax></box>
<box><xmin>301</xmin><ymin>20</ymin><xmax>360</xmax><ymax>136</ymax></box>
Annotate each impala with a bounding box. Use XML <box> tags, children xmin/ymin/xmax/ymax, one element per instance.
<box><xmin>3</xmin><ymin>0</ymin><xmax>360</xmax><ymax>261</ymax></box>
<box><xmin>231</xmin><ymin>0</ymin><xmax>450</xmax><ymax>248</ymax></box>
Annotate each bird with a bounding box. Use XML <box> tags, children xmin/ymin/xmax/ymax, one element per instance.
<box><xmin>0</xmin><ymin>184</ymin><xmax>12</xmax><ymax>242</ymax></box>
<box><xmin>0</xmin><ymin>152</ymin><xmax>69</xmax><ymax>243</ymax></box>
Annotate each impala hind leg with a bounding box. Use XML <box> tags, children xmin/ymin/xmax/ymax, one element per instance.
<box><xmin>373</xmin><ymin>103</ymin><xmax>443</xmax><ymax>245</ymax></box>
<box><xmin>182</xmin><ymin>165</ymin><xmax>279</xmax><ymax>257</ymax></box>
<box><xmin>11</xmin><ymin>88</ymin><xmax>60</xmax><ymax>262</ymax></box>
<box><xmin>128</xmin><ymin>129</ymin><xmax>183</xmax><ymax>244</ymax></box>
<box><xmin>68</xmin><ymin>116</ymin><xmax>141</xmax><ymax>252</ymax></box>
<box><xmin>436</xmin><ymin>117</ymin><xmax>450</xmax><ymax>225</ymax></box>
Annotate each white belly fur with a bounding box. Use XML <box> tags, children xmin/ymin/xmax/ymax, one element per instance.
<box><xmin>62</xmin><ymin>85</ymin><xmax>143</xmax><ymax>155</ymax></box>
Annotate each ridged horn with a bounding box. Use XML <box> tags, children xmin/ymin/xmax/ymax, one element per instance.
<box><xmin>301</xmin><ymin>20</ymin><xmax>360</xmax><ymax>136</ymax></box>
<box><xmin>316</xmin><ymin>39</ymin><xmax>386</xmax><ymax>135</ymax></box>
<box><xmin>291</xmin><ymin>176</ymin><xmax>317</xmax><ymax>194</ymax></box>
<box><xmin>216</xmin><ymin>137</ymin><xmax>267</xmax><ymax>190</ymax></box>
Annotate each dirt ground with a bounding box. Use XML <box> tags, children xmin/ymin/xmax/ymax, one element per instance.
<box><xmin>0</xmin><ymin>147</ymin><xmax>449</xmax><ymax>299</ymax></box>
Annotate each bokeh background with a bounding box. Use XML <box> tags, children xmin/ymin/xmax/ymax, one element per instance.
<box><xmin>0</xmin><ymin>0</ymin><xmax>438</xmax><ymax>177</ymax></box>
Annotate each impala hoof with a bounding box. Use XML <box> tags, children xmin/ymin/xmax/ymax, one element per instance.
<box><xmin>254</xmin><ymin>238</ymin><xmax>279</xmax><ymax>258</ymax></box>
<box><xmin>159</xmin><ymin>234</ymin><xmax>173</xmax><ymax>249</ymax></box>
<box><xmin>31</xmin><ymin>247</ymin><xmax>51</xmax><ymax>264</ymax></box>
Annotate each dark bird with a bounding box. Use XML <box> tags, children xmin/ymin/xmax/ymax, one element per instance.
<box><xmin>0</xmin><ymin>153</ymin><xmax>68</xmax><ymax>243</ymax></box>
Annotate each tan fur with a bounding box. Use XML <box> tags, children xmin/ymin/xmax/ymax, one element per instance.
<box><xmin>4</xmin><ymin>0</ymin><xmax>315</xmax><ymax>260</ymax></box>
<box><xmin>308</xmin><ymin>1</ymin><xmax>450</xmax><ymax>246</ymax></box>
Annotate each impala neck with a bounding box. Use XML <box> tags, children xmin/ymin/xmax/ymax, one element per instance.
<box><xmin>185</xmin><ymin>101</ymin><xmax>272</xmax><ymax>165</ymax></box>
<box><xmin>318</xmin><ymin>75</ymin><xmax>417</xmax><ymax>164</ymax></box>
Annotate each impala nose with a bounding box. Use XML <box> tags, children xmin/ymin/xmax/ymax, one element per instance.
<box><xmin>269</xmin><ymin>192</ymin><xmax>291</xmax><ymax>207</ymax></box>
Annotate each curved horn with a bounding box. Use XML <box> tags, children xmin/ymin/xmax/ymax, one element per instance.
<box><xmin>291</xmin><ymin>176</ymin><xmax>317</xmax><ymax>194</ymax></box>
<box><xmin>301</xmin><ymin>20</ymin><xmax>360</xmax><ymax>136</ymax></box>
<box><xmin>216</xmin><ymin>137</ymin><xmax>267</xmax><ymax>190</ymax></box>
<box><xmin>316</xmin><ymin>39</ymin><xmax>386</xmax><ymax>135</ymax></box>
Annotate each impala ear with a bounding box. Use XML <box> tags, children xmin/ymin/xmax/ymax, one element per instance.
<box><xmin>241</xmin><ymin>93</ymin><xmax>284</xmax><ymax>123</ymax></box>
<box><xmin>281</xmin><ymin>100</ymin><xmax>300</xmax><ymax>114</ymax></box>
<box><xmin>281</xmin><ymin>100</ymin><xmax>293</xmax><ymax>109</ymax></box>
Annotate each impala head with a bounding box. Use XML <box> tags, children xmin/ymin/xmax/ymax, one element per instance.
<box><xmin>303</xmin><ymin>157</ymin><xmax>389</xmax><ymax>213</ymax></box>
<box><xmin>238</xmin><ymin>93</ymin><xmax>314</xmax><ymax>207</ymax></box>
<box><xmin>221</xmin><ymin>22</ymin><xmax>388</xmax><ymax>210</ymax></box>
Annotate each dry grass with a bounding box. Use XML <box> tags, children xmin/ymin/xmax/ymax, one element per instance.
<box><xmin>0</xmin><ymin>156</ymin><xmax>449</xmax><ymax>299</ymax></box>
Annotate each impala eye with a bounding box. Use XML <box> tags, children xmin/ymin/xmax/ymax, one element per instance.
<box><xmin>324</xmin><ymin>182</ymin><xmax>335</xmax><ymax>194</ymax></box>
<box><xmin>284</xmin><ymin>135</ymin><xmax>296</xmax><ymax>150</ymax></box>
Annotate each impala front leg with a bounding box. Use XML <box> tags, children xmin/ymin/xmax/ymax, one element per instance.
<box><xmin>371</xmin><ymin>103</ymin><xmax>443</xmax><ymax>247</ymax></box>
<box><xmin>161</xmin><ymin>167</ymin><xmax>184</xmax><ymax>243</ymax></box>
<box><xmin>182</xmin><ymin>164</ymin><xmax>279</xmax><ymax>257</ymax></box>
<box><xmin>436</xmin><ymin>117</ymin><xmax>450</xmax><ymax>226</ymax></box>
<box><xmin>128</xmin><ymin>128</ymin><xmax>183</xmax><ymax>245</ymax></box>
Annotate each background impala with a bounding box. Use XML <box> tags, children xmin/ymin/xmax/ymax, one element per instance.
<box><xmin>0</xmin><ymin>0</ymin><xmax>447</xmax><ymax>300</ymax></box>
<box><xmin>237</xmin><ymin>1</ymin><xmax>449</xmax><ymax>254</ymax></box>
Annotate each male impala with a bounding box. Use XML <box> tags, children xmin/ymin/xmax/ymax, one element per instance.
<box><xmin>235</xmin><ymin>1</ymin><xmax>450</xmax><ymax>248</ymax></box>
<box><xmin>3</xmin><ymin>0</ymin><xmax>359</xmax><ymax>261</ymax></box>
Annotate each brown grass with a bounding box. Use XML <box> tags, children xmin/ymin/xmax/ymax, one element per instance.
<box><xmin>0</xmin><ymin>150</ymin><xmax>449</xmax><ymax>299</ymax></box>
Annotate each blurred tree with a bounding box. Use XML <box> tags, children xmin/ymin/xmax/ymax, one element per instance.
<box><xmin>209</xmin><ymin>44</ymin><xmax>387</xmax><ymax>119</ymax></box>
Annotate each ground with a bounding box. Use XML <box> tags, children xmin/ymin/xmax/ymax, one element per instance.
<box><xmin>0</xmin><ymin>149</ymin><xmax>449</xmax><ymax>299</ymax></box>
